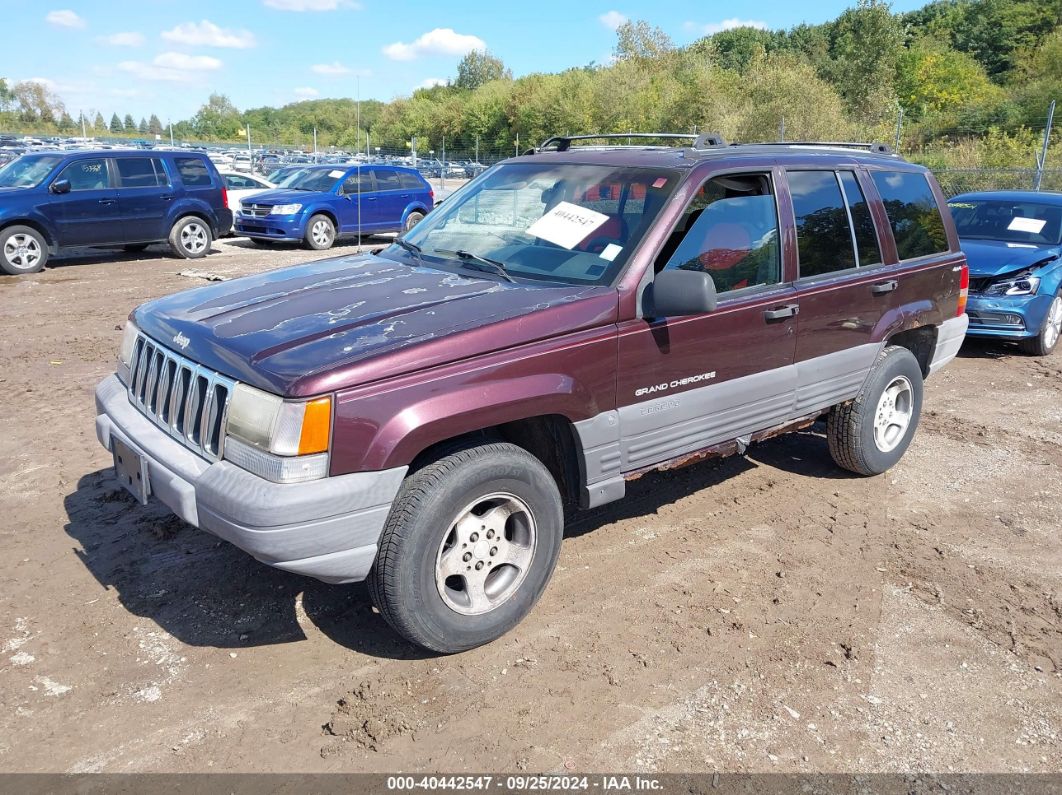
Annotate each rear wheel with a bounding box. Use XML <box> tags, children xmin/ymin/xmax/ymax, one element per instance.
<box><xmin>828</xmin><ymin>345</ymin><xmax>924</xmax><ymax>476</ymax></box>
<box><xmin>1021</xmin><ymin>293</ymin><xmax>1062</xmax><ymax>356</ymax></box>
<box><xmin>0</xmin><ymin>225</ymin><xmax>48</xmax><ymax>275</ymax></box>
<box><xmin>404</xmin><ymin>211</ymin><xmax>425</xmax><ymax>232</ymax></box>
<box><xmin>168</xmin><ymin>217</ymin><xmax>212</xmax><ymax>259</ymax></box>
<box><xmin>304</xmin><ymin>214</ymin><xmax>335</xmax><ymax>250</ymax></box>
<box><xmin>367</xmin><ymin>442</ymin><xmax>564</xmax><ymax>653</ymax></box>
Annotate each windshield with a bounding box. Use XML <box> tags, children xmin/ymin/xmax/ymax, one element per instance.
<box><xmin>949</xmin><ymin>199</ymin><xmax>1062</xmax><ymax>246</ymax></box>
<box><xmin>0</xmin><ymin>154</ymin><xmax>63</xmax><ymax>188</ymax></box>
<box><xmin>388</xmin><ymin>161</ymin><xmax>681</xmax><ymax>286</ymax></box>
<box><xmin>280</xmin><ymin>167</ymin><xmax>346</xmax><ymax>192</ymax></box>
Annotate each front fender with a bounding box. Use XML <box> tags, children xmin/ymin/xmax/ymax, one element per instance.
<box><xmin>1</xmin><ymin>209</ymin><xmax>59</xmax><ymax>248</ymax></box>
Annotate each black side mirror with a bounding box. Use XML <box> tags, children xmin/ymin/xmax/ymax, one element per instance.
<box><xmin>648</xmin><ymin>269</ymin><xmax>718</xmax><ymax>318</ymax></box>
<box><xmin>50</xmin><ymin>179</ymin><xmax>71</xmax><ymax>195</ymax></box>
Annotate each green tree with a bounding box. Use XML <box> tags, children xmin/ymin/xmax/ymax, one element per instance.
<box><xmin>192</xmin><ymin>93</ymin><xmax>242</xmax><ymax>139</ymax></box>
<box><xmin>697</xmin><ymin>27</ymin><xmax>781</xmax><ymax>72</ymax></box>
<box><xmin>826</xmin><ymin>0</ymin><xmax>904</xmax><ymax>122</ymax></box>
<box><xmin>123</xmin><ymin>113</ymin><xmax>135</xmax><ymax>132</ymax></box>
<box><xmin>138</xmin><ymin>117</ymin><xmax>148</xmax><ymax>134</ymax></box>
<box><xmin>13</xmin><ymin>81</ymin><xmax>65</xmax><ymax>124</ymax></box>
<box><xmin>148</xmin><ymin>113</ymin><xmax>163</xmax><ymax>135</ymax></box>
<box><xmin>110</xmin><ymin>113</ymin><xmax>123</xmax><ymax>133</ymax></box>
<box><xmin>58</xmin><ymin>111</ymin><xmax>75</xmax><ymax>132</ymax></box>
<box><xmin>613</xmin><ymin>19</ymin><xmax>673</xmax><ymax>62</ymax></box>
<box><xmin>93</xmin><ymin>111</ymin><xmax>105</xmax><ymax>131</ymax></box>
<box><xmin>0</xmin><ymin>78</ymin><xmax>14</xmax><ymax>113</ymax></box>
<box><xmin>897</xmin><ymin>37</ymin><xmax>1005</xmax><ymax>121</ymax></box>
<box><xmin>454</xmin><ymin>50</ymin><xmax>511</xmax><ymax>91</ymax></box>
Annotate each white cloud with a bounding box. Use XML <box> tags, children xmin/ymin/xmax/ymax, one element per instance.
<box><xmin>417</xmin><ymin>77</ymin><xmax>448</xmax><ymax>89</ymax></box>
<box><xmin>117</xmin><ymin>52</ymin><xmax>223</xmax><ymax>82</ymax></box>
<box><xmin>162</xmin><ymin>20</ymin><xmax>256</xmax><ymax>49</ymax></box>
<box><xmin>686</xmin><ymin>18</ymin><xmax>769</xmax><ymax>36</ymax></box>
<box><xmin>46</xmin><ymin>9</ymin><xmax>86</xmax><ymax>28</ymax></box>
<box><xmin>311</xmin><ymin>61</ymin><xmax>350</xmax><ymax>76</ymax></box>
<box><xmin>599</xmin><ymin>11</ymin><xmax>627</xmax><ymax>31</ymax></box>
<box><xmin>263</xmin><ymin>0</ymin><xmax>359</xmax><ymax>10</ymax></box>
<box><xmin>383</xmin><ymin>28</ymin><xmax>486</xmax><ymax>61</ymax></box>
<box><xmin>293</xmin><ymin>86</ymin><xmax>320</xmax><ymax>98</ymax></box>
<box><xmin>98</xmin><ymin>31</ymin><xmax>145</xmax><ymax>47</ymax></box>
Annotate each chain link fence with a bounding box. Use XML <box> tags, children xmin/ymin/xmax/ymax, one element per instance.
<box><xmin>932</xmin><ymin>168</ymin><xmax>1062</xmax><ymax>196</ymax></box>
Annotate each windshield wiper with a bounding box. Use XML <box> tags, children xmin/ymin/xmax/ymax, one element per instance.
<box><xmin>393</xmin><ymin>237</ymin><xmax>425</xmax><ymax>266</ymax></box>
<box><xmin>435</xmin><ymin>249</ymin><xmax>516</xmax><ymax>283</ymax></box>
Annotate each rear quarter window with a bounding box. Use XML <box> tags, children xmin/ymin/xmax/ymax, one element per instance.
<box><xmin>174</xmin><ymin>157</ymin><xmax>214</xmax><ymax>188</ymax></box>
<box><xmin>871</xmin><ymin>171</ymin><xmax>949</xmax><ymax>260</ymax></box>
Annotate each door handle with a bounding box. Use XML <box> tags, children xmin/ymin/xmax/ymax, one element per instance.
<box><xmin>98</xmin><ymin>198</ymin><xmax>117</xmax><ymax>205</ymax></box>
<box><xmin>871</xmin><ymin>279</ymin><xmax>898</xmax><ymax>295</ymax></box>
<box><xmin>365</xmin><ymin>196</ymin><xmax>377</xmax><ymax>201</ymax></box>
<box><xmin>159</xmin><ymin>194</ymin><xmax>175</xmax><ymax>201</ymax></box>
<box><xmin>763</xmin><ymin>304</ymin><xmax>799</xmax><ymax>322</ymax></box>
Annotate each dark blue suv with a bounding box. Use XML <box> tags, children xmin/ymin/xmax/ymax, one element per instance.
<box><xmin>0</xmin><ymin>150</ymin><xmax>232</xmax><ymax>275</ymax></box>
<box><xmin>234</xmin><ymin>163</ymin><xmax>433</xmax><ymax>250</ymax></box>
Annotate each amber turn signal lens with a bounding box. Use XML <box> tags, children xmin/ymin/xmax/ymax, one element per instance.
<box><xmin>298</xmin><ymin>397</ymin><xmax>332</xmax><ymax>455</ymax></box>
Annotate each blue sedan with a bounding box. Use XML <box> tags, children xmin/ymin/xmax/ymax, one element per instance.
<box><xmin>949</xmin><ymin>191</ymin><xmax>1062</xmax><ymax>356</ymax></box>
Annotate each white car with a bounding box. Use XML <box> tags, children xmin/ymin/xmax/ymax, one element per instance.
<box><xmin>218</xmin><ymin>170</ymin><xmax>275</xmax><ymax>233</ymax></box>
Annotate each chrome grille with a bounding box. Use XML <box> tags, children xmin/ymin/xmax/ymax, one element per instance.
<box><xmin>127</xmin><ymin>333</ymin><xmax>236</xmax><ymax>461</ymax></box>
<box><xmin>243</xmin><ymin>203</ymin><xmax>272</xmax><ymax>218</ymax></box>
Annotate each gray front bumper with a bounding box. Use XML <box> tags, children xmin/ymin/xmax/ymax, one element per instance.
<box><xmin>95</xmin><ymin>374</ymin><xmax>406</xmax><ymax>584</ymax></box>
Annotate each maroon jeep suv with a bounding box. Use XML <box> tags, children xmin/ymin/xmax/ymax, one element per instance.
<box><xmin>95</xmin><ymin>134</ymin><xmax>969</xmax><ymax>652</ymax></box>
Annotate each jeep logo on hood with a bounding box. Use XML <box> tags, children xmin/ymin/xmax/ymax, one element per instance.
<box><xmin>172</xmin><ymin>332</ymin><xmax>190</xmax><ymax>351</ymax></box>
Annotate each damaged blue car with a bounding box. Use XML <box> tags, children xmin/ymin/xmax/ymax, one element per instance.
<box><xmin>949</xmin><ymin>191</ymin><xmax>1062</xmax><ymax>356</ymax></box>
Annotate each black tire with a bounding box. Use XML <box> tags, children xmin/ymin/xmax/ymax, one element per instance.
<box><xmin>367</xmin><ymin>441</ymin><xmax>564</xmax><ymax>654</ymax></box>
<box><xmin>0</xmin><ymin>225</ymin><xmax>48</xmax><ymax>275</ymax></box>
<box><xmin>168</xmin><ymin>216</ymin><xmax>212</xmax><ymax>259</ymax></box>
<box><xmin>827</xmin><ymin>345</ymin><xmax>924</xmax><ymax>476</ymax></box>
<box><xmin>404</xmin><ymin>211</ymin><xmax>425</xmax><ymax>232</ymax></box>
<box><xmin>122</xmin><ymin>243</ymin><xmax>150</xmax><ymax>252</ymax></box>
<box><xmin>304</xmin><ymin>214</ymin><xmax>335</xmax><ymax>250</ymax></box>
<box><xmin>1020</xmin><ymin>293</ymin><xmax>1062</xmax><ymax>356</ymax></box>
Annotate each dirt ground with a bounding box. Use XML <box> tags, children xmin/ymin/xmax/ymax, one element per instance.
<box><xmin>0</xmin><ymin>235</ymin><xmax>1059</xmax><ymax>774</ymax></box>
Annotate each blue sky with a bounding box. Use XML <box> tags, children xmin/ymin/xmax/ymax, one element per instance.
<box><xmin>5</xmin><ymin>0</ymin><xmax>928</xmax><ymax>123</ymax></box>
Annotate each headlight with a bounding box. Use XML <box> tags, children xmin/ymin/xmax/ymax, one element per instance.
<box><xmin>270</xmin><ymin>203</ymin><xmax>302</xmax><ymax>215</ymax></box>
<box><xmin>984</xmin><ymin>273</ymin><xmax>1040</xmax><ymax>296</ymax></box>
<box><xmin>224</xmin><ymin>383</ymin><xmax>331</xmax><ymax>483</ymax></box>
<box><xmin>117</xmin><ymin>320</ymin><xmax>139</xmax><ymax>384</ymax></box>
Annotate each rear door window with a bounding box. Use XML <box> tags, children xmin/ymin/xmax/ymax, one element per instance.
<box><xmin>115</xmin><ymin>157</ymin><xmax>168</xmax><ymax>188</ymax></box>
<box><xmin>174</xmin><ymin>157</ymin><xmax>213</xmax><ymax>188</ymax></box>
<box><xmin>399</xmin><ymin>171</ymin><xmax>426</xmax><ymax>190</ymax></box>
<box><xmin>373</xmin><ymin>169</ymin><xmax>402</xmax><ymax>191</ymax></box>
<box><xmin>57</xmin><ymin>158</ymin><xmax>110</xmax><ymax>191</ymax></box>
<box><xmin>788</xmin><ymin>170</ymin><xmax>857</xmax><ymax>278</ymax></box>
<box><xmin>871</xmin><ymin>171</ymin><xmax>949</xmax><ymax>260</ymax></box>
<box><xmin>838</xmin><ymin>171</ymin><xmax>883</xmax><ymax>267</ymax></box>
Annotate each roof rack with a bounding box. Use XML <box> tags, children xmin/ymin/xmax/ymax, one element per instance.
<box><xmin>749</xmin><ymin>141</ymin><xmax>895</xmax><ymax>155</ymax></box>
<box><xmin>532</xmin><ymin>132</ymin><xmax>730</xmax><ymax>154</ymax></box>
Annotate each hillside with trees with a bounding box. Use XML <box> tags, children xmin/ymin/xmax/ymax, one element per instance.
<box><xmin>1</xmin><ymin>0</ymin><xmax>1059</xmax><ymax>169</ymax></box>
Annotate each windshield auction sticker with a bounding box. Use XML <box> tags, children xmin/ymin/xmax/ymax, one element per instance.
<box><xmin>526</xmin><ymin>201</ymin><xmax>609</xmax><ymax>249</ymax></box>
<box><xmin>1008</xmin><ymin>216</ymin><xmax>1047</xmax><ymax>234</ymax></box>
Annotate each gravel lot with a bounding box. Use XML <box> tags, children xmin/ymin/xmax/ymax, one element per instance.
<box><xmin>0</xmin><ymin>237</ymin><xmax>1059</xmax><ymax>773</ymax></box>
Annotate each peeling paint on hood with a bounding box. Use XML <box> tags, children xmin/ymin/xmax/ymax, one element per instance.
<box><xmin>134</xmin><ymin>253</ymin><xmax>613</xmax><ymax>396</ymax></box>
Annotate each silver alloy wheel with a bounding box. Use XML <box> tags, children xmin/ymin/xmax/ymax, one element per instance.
<box><xmin>311</xmin><ymin>219</ymin><xmax>332</xmax><ymax>246</ymax></box>
<box><xmin>1042</xmin><ymin>295</ymin><xmax>1062</xmax><ymax>351</ymax></box>
<box><xmin>3</xmin><ymin>233</ymin><xmax>42</xmax><ymax>271</ymax></box>
<box><xmin>180</xmin><ymin>222</ymin><xmax>208</xmax><ymax>254</ymax></box>
<box><xmin>435</xmin><ymin>492</ymin><xmax>537</xmax><ymax>616</ymax></box>
<box><xmin>873</xmin><ymin>375</ymin><xmax>914</xmax><ymax>453</ymax></box>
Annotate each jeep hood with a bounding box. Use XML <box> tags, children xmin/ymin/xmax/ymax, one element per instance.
<box><xmin>133</xmin><ymin>254</ymin><xmax>615</xmax><ymax>397</ymax></box>
<box><xmin>959</xmin><ymin>239</ymin><xmax>1060</xmax><ymax>278</ymax></box>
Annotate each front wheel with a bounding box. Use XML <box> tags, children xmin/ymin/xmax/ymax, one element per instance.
<box><xmin>304</xmin><ymin>214</ymin><xmax>335</xmax><ymax>250</ymax></box>
<box><xmin>168</xmin><ymin>217</ymin><xmax>212</xmax><ymax>259</ymax></box>
<box><xmin>1021</xmin><ymin>293</ymin><xmax>1062</xmax><ymax>356</ymax></box>
<box><xmin>827</xmin><ymin>345</ymin><xmax>924</xmax><ymax>476</ymax></box>
<box><xmin>0</xmin><ymin>225</ymin><xmax>48</xmax><ymax>275</ymax></box>
<box><xmin>367</xmin><ymin>442</ymin><xmax>564</xmax><ymax>653</ymax></box>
